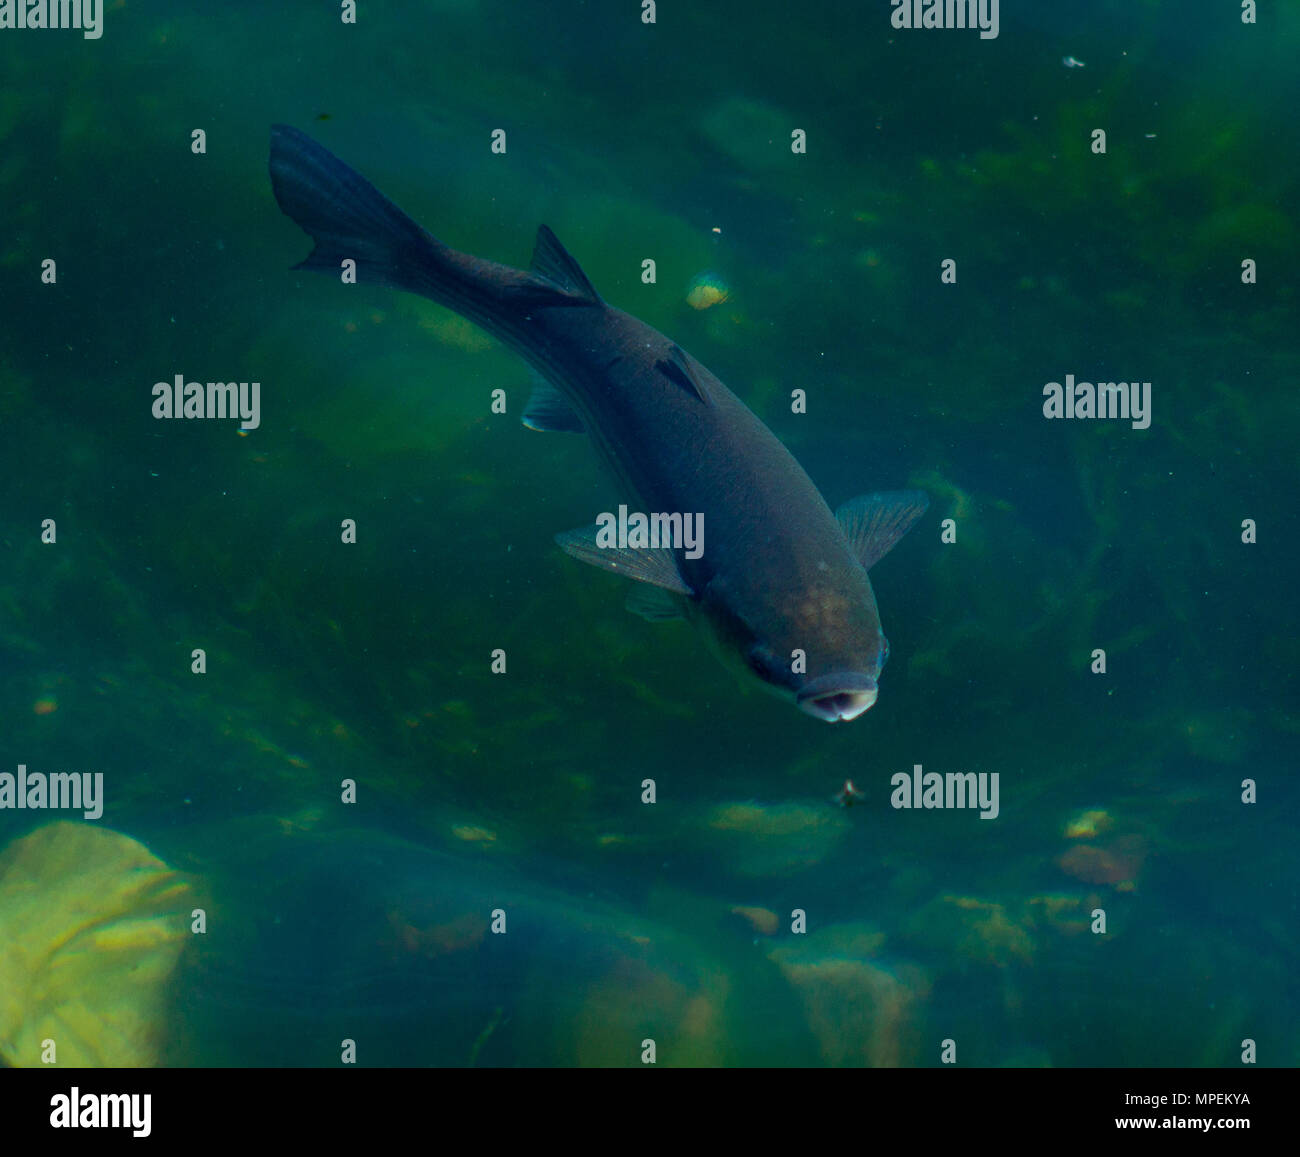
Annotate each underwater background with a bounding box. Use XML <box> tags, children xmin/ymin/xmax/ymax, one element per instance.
<box><xmin>1</xmin><ymin>0</ymin><xmax>1296</xmax><ymax>1067</ymax></box>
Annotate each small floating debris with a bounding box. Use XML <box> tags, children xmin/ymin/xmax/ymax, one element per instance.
<box><xmin>834</xmin><ymin>779</ymin><xmax>867</xmax><ymax>808</ymax></box>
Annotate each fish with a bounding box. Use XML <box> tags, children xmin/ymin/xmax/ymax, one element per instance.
<box><xmin>268</xmin><ymin>125</ymin><xmax>928</xmax><ymax>722</ymax></box>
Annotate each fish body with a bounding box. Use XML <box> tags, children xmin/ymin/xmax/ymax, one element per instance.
<box><xmin>269</xmin><ymin>125</ymin><xmax>927</xmax><ymax>721</ymax></box>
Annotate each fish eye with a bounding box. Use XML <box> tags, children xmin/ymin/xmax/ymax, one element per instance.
<box><xmin>879</xmin><ymin>638</ymin><xmax>890</xmax><ymax>670</ymax></box>
<box><xmin>746</xmin><ymin>649</ymin><xmax>771</xmax><ymax>678</ymax></box>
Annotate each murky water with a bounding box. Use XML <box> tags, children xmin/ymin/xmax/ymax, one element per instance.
<box><xmin>1</xmin><ymin>0</ymin><xmax>1296</xmax><ymax>1067</ymax></box>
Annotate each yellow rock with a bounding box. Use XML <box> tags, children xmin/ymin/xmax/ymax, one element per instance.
<box><xmin>568</xmin><ymin>959</ymin><xmax>731</xmax><ymax>1067</ymax></box>
<box><xmin>730</xmin><ymin>905</ymin><xmax>780</xmax><ymax>935</ymax></box>
<box><xmin>450</xmin><ymin>823</ymin><xmax>497</xmax><ymax>844</ymax></box>
<box><xmin>0</xmin><ymin>822</ymin><xmax>192</xmax><ymax>1067</ymax></box>
<box><xmin>1025</xmin><ymin>893</ymin><xmax>1092</xmax><ymax>936</ymax></box>
<box><xmin>1064</xmin><ymin>807</ymin><xmax>1112</xmax><ymax>839</ymax></box>
<box><xmin>701</xmin><ymin>800</ymin><xmax>848</xmax><ymax>876</ymax></box>
<box><xmin>769</xmin><ymin>926</ymin><xmax>927</xmax><ymax>1066</ymax></box>
<box><xmin>907</xmin><ymin>894</ymin><xmax>1035</xmax><ymax>969</ymax></box>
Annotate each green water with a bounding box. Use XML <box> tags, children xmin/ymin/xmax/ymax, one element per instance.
<box><xmin>0</xmin><ymin>0</ymin><xmax>1296</xmax><ymax>1067</ymax></box>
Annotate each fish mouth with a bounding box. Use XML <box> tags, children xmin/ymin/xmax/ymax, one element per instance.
<box><xmin>796</xmin><ymin>673</ymin><xmax>878</xmax><ymax>723</ymax></box>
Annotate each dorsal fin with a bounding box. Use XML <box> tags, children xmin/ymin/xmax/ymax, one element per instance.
<box><xmin>657</xmin><ymin>344</ymin><xmax>713</xmax><ymax>405</ymax></box>
<box><xmin>530</xmin><ymin>225</ymin><xmax>602</xmax><ymax>303</ymax></box>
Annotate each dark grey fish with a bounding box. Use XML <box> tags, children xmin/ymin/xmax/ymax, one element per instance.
<box><xmin>269</xmin><ymin>125</ymin><xmax>928</xmax><ymax>722</ymax></box>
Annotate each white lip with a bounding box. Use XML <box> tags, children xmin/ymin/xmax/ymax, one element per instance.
<box><xmin>798</xmin><ymin>685</ymin><xmax>878</xmax><ymax>723</ymax></box>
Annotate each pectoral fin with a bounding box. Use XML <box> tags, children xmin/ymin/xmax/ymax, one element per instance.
<box><xmin>624</xmin><ymin>584</ymin><xmax>686</xmax><ymax>621</ymax></box>
<box><xmin>836</xmin><ymin>490</ymin><xmax>930</xmax><ymax>570</ymax></box>
<box><xmin>555</xmin><ymin>525</ymin><xmax>694</xmax><ymax>595</ymax></box>
<box><xmin>522</xmin><ymin>373</ymin><xmax>585</xmax><ymax>433</ymax></box>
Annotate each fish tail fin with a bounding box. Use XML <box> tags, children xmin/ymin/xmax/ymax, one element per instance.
<box><xmin>269</xmin><ymin>123</ymin><xmax>455</xmax><ymax>299</ymax></box>
<box><xmin>270</xmin><ymin>125</ymin><xmax>585</xmax><ymax>326</ymax></box>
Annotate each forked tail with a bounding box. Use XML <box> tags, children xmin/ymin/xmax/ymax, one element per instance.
<box><xmin>269</xmin><ymin>124</ymin><xmax>571</xmax><ymax>328</ymax></box>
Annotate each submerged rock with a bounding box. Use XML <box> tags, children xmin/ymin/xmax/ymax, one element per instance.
<box><xmin>1057</xmin><ymin>834</ymin><xmax>1147</xmax><ymax>891</ymax></box>
<box><xmin>1063</xmin><ymin>807</ymin><xmax>1113</xmax><ymax>840</ymax></box>
<box><xmin>768</xmin><ymin>925</ymin><xmax>927</xmax><ymax>1067</ymax></box>
<box><xmin>699</xmin><ymin>799</ymin><xmax>849</xmax><ymax>877</ymax></box>
<box><xmin>0</xmin><ymin>822</ymin><xmax>192</xmax><ymax>1067</ymax></box>
<box><xmin>1057</xmin><ymin>805</ymin><xmax>1149</xmax><ymax>891</ymax></box>
<box><xmin>730</xmin><ymin>904</ymin><xmax>780</xmax><ymax>936</ymax></box>
<box><xmin>906</xmin><ymin>894</ymin><xmax>1036</xmax><ymax>969</ymax></box>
